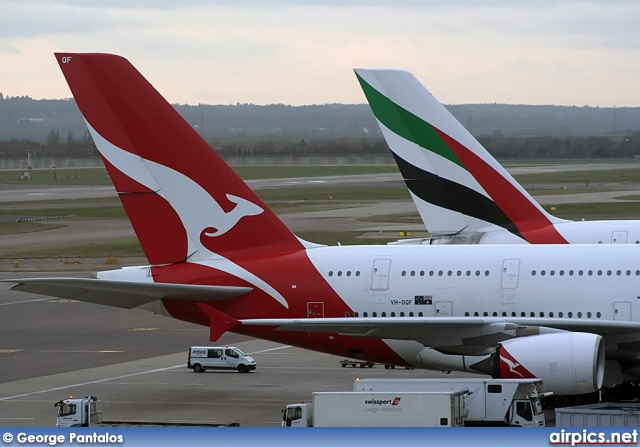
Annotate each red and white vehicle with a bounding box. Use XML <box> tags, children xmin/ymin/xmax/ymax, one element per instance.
<box><xmin>9</xmin><ymin>53</ymin><xmax>640</xmax><ymax>397</ymax></box>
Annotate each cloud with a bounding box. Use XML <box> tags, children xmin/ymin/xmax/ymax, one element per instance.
<box><xmin>1</xmin><ymin>1</ymin><xmax>640</xmax><ymax>106</ymax></box>
<box><xmin>0</xmin><ymin>2</ymin><xmax>148</xmax><ymax>41</ymax></box>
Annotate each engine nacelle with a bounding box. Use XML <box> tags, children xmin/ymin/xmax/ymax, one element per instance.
<box><xmin>471</xmin><ymin>332</ymin><xmax>605</xmax><ymax>395</ymax></box>
<box><xmin>416</xmin><ymin>348</ymin><xmax>487</xmax><ymax>373</ymax></box>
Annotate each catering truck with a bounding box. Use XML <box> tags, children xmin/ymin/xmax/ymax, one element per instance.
<box><xmin>282</xmin><ymin>391</ymin><xmax>465</xmax><ymax>427</ymax></box>
<box><xmin>353</xmin><ymin>378</ymin><xmax>546</xmax><ymax>427</ymax></box>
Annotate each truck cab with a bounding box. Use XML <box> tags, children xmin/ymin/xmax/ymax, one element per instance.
<box><xmin>187</xmin><ymin>346</ymin><xmax>256</xmax><ymax>373</ymax></box>
<box><xmin>282</xmin><ymin>402</ymin><xmax>313</xmax><ymax>427</ymax></box>
<box><xmin>509</xmin><ymin>398</ymin><xmax>543</xmax><ymax>426</ymax></box>
<box><xmin>504</xmin><ymin>381</ymin><xmax>545</xmax><ymax>427</ymax></box>
<box><xmin>55</xmin><ymin>396</ymin><xmax>102</xmax><ymax>427</ymax></box>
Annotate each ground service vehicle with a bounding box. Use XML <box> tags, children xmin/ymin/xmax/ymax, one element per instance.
<box><xmin>55</xmin><ymin>396</ymin><xmax>240</xmax><ymax>427</ymax></box>
<box><xmin>282</xmin><ymin>391</ymin><xmax>465</xmax><ymax>427</ymax></box>
<box><xmin>187</xmin><ymin>346</ymin><xmax>256</xmax><ymax>373</ymax></box>
<box><xmin>353</xmin><ymin>378</ymin><xmax>546</xmax><ymax>426</ymax></box>
<box><xmin>555</xmin><ymin>403</ymin><xmax>640</xmax><ymax>427</ymax></box>
<box><xmin>340</xmin><ymin>359</ymin><xmax>375</xmax><ymax>368</ymax></box>
<box><xmin>55</xmin><ymin>396</ymin><xmax>102</xmax><ymax>427</ymax></box>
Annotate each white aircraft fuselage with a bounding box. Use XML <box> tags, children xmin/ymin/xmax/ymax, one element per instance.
<box><xmin>98</xmin><ymin>242</ymin><xmax>638</xmax><ymax>395</ymax></box>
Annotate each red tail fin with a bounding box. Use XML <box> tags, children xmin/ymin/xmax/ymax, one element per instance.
<box><xmin>55</xmin><ymin>53</ymin><xmax>303</xmax><ymax>264</ymax></box>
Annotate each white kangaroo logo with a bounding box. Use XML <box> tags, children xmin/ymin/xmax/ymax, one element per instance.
<box><xmin>86</xmin><ymin>121</ymin><xmax>264</xmax><ymax>249</ymax></box>
<box><xmin>86</xmin><ymin>122</ymin><xmax>288</xmax><ymax>309</ymax></box>
<box><xmin>500</xmin><ymin>354</ymin><xmax>524</xmax><ymax>378</ymax></box>
<box><xmin>203</xmin><ymin>194</ymin><xmax>263</xmax><ymax>237</ymax></box>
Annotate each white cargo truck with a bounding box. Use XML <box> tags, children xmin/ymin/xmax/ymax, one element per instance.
<box><xmin>282</xmin><ymin>391</ymin><xmax>465</xmax><ymax>427</ymax></box>
<box><xmin>353</xmin><ymin>378</ymin><xmax>546</xmax><ymax>427</ymax></box>
<box><xmin>55</xmin><ymin>396</ymin><xmax>240</xmax><ymax>427</ymax></box>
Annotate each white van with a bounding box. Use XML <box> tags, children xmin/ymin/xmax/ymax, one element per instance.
<box><xmin>187</xmin><ymin>346</ymin><xmax>256</xmax><ymax>373</ymax></box>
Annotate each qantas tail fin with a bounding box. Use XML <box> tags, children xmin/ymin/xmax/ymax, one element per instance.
<box><xmin>56</xmin><ymin>53</ymin><xmax>305</xmax><ymax>264</ymax></box>
<box><xmin>355</xmin><ymin>69</ymin><xmax>569</xmax><ymax>243</ymax></box>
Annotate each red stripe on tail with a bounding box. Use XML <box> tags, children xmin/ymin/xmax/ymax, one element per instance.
<box><xmin>436</xmin><ymin>129</ymin><xmax>568</xmax><ymax>244</ymax></box>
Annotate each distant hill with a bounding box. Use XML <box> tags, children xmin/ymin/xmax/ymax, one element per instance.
<box><xmin>448</xmin><ymin>104</ymin><xmax>639</xmax><ymax>137</ymax></box>
<box><xmin>1</xmin><ymin>94</ymin><xmax>639</xmax><ymax>143</ymax></box>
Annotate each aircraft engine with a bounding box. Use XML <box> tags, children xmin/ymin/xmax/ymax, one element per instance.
<box><xmin>471</xmin><ymin>332</ymin><xmax>605</xmax><ymax>395</ymax></box>
<box><xmin>416</xmin><ymin>332</ymin><xmax>604</xmax><ymax>395</ymax></box>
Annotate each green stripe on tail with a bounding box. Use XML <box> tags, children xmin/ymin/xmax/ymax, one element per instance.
<box><xmin>355</xmin><ymin>72</ymin><xmax>465</xmax><ymax>170</ymax></box>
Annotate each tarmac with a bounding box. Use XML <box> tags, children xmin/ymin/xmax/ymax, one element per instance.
<box><xmin>0</xmin><ymin>336</ymin><xmax>485</xmax><ymax>427</ymax></box>
<box><xmin>0</xmin><ymin>165</ymin><xmax>634</xmax><ymax>427</ymax></box>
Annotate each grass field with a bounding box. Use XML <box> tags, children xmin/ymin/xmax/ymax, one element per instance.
<box><xmin>513</xmin><ymin>167</ymin><xmax>640</xmax><ymax>185</ymax></box>
<box><xmin>3</xmin><ymin>162</ymin><xmax>640</xmax><ymax>259</ymax></box>
<box><xmin>0</xmin><ymin>221</ymin><xmax>67</xmax><ymax>235</ymax></box>
<box><xmin>4</xmin><ymin>163</ymin><xmax>640</xmax><ymax>186</ymax></box>
<box><xmin>0</xmin><ymin>206</ymin><xmax>127</xmax><ymax>219</ymax></box>
<box><xmin>0</xmin><ymin>168</ymin><xmax>112</xmax><ymax>185</ymax></box>
<box><xmin>0</xmin><ymin>238</ymin><xmax>143</xmax><ymax>259</ymax></box>
<box><xmin>0</xmin><ymin>165</ymin><xmax>400</xmax><ymax>185</ymax></box>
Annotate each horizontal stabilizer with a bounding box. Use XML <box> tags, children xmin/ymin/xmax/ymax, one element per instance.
<box><xmin>197</xmin><ymin>303</ymin><xmax>241</xmax><ymax>342</ymax></box>
<box><xmin>6</xmin><ymin>278</ymin><xmax>252</xmax><ymax>309</ymax></box>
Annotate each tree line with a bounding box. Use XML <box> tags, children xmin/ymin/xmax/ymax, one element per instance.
<box><xmin>3</xmin><ymin>95</ymin><xmax>640</xmax><ymax>142</ymax></box>
<box><xmin>0</xmin><ymin>129</ymin><xmax>97</xmax><ymax>158</ymax></box>
<box><xmin>477</xmin><ymin>132</ymin><xmax>640</xmax><ymax>159</ymax></box>
<box><xmin>0</xmin><ymin>131</ymin><xmax>639</xmax><ymax>159</ymax></box>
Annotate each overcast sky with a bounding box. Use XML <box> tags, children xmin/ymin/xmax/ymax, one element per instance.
<box><xmin>2</xmin><ymin>1</ymin><xmax>639</xmax><ymax>107</ymax></box>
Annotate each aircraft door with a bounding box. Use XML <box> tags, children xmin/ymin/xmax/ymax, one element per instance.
<box><xmin>307</xmin><ymin>302</ymin><xmax>324</xmax><ymax>318</ymax></box>
<box><xmin>611</xmin><ymin>231</ymin><xmax>628</xmax><ymax>244</ymax></box>
<box><xmin>435</xmin><ymin>302</ymin><xmax>452</xmax><ymax>317</ymax></box>
<box><xmin>501</xmin><ymin>259</ymin><xmax>520</xmax><ymax>289</ymax></box>
<box><xmin>614</xmin><ymin>302</ymin><xmax>631</xmax><ymax>321</ymax></box>
<box><xmin>371</xmin><ymin>259</ymin><xmax>391</xmax><ymax>291</ymax></box>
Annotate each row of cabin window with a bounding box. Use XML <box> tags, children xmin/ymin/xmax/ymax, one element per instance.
<box><xmin>344</xmin><ymin>310</ymin><xmax>603</xmax><ymax>319</ymax></box>
<box><xmin>402</xmin><ymin>270</ymin><xmax>490</xmax><ymax>277</ymax></box>
<box><xmin>397</xmin><ymin>269</ymin><xmax>640</xmax><ymax>278</ymax></box>
<box><xmin>328</xmin><ymin>271</ymin><xmax>361</xmax><ymax>277</ymax></box>
<box><xmin>465</xmin><ymin>310</ymin><xmax>602</xmax><ymax>318</ymax></box>
<box><xmin>350</xmin><ymin>311</ymin><xmax>425</xmax><ymax>318</ymax></box>
<box><xmin>328</xmin><ymin>270</ymin><xmax>491</xmax><ymax>278</ymax></box>
<box><xmin>531</xmin><ymin>269</ymin><xmax>640</xmax><ymax>277</ymax></box>
<box><xmin>329</xmin><ymin>268</ymin><xmax>640</xmax><ymax>280</ymax></box>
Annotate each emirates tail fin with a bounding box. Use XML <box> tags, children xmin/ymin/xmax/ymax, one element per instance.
<box><xmin>355</xmin><ymin>69</ymin><xmax>568</xmax><ymax>243</ymax></box>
